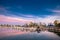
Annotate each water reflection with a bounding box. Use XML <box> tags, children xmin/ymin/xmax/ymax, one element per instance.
<box><xmin>36</xmin><ymin>26</ymin><xmax>41</xmax><ymax>33</ymax></box>
<box><xmin>0</xmin><ymin>27</ymin><xmax>60</xmax><ymax>40</ymax></box>
<box><xmin>0</xmin><ymin>31</ymin><xmax>60</xmax><ymax>40</ymax></box>
<box><xmin>53</xmin><ymin>32</ymin><xmax>60</xmax><ymax>36</ymax></box>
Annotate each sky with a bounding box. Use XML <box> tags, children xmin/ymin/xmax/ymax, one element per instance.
<box><xmin>0</xmin><ymin>0</ymin><xmax>60</xmax><ymax>25</ymax></box>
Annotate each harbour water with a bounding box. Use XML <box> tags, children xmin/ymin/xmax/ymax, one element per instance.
<box><xmin>0</xmin><ymin>30</ymin><xmax>60</xmax><ymax>40</ymax></box>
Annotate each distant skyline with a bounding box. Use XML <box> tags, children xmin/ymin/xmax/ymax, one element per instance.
<box><xmin>0</xmin><ymin>0</ymin><xmax>60</xmax><ymax>25</ymax></box>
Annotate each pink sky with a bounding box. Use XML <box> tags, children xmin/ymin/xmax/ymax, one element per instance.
<box><xmin>0</xmin><ymin>15</ymin><xmax>34</xmax><ymax>24</ymax></box>
<box><xmin>0</xmin><ymin>14</ymin><xmax>60</xmax><ymax>25</ymax></box>
<box><xmin>0</xmin><ymin>28</ymin><xmax>28</xmax><ymax>38</ymax></box>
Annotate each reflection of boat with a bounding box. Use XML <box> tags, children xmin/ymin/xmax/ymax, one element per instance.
<box><xmin>36</xmin><ymin>27</ymin><xmax>41</xmax><ymax>33</ymax></box>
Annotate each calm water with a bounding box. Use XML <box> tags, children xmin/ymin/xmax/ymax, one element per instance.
<box><xmin>0</xmin><ymin>31</ymin><xmax>60</xmax><ymax>40</ymax></box>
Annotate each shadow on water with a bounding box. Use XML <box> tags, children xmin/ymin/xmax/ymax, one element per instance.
<box><xmin>48</xmin><ymin>30</ymin><xmax>60</xmax><ymax>36</ymax></box>
<box><xmin>53</xmin><ymin>32</ymin><xmax>60</xmax><ymax>37</ymax></box>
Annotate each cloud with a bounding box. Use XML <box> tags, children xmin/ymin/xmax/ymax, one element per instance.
<box><xmin>0</xmin><ymin>6</ymin><xmax>12</xmax><ymax>16</ymax></box>
<box><xmin>0</xmin><ymin>6</ymin><xmax>60</xmax><ymax>25</ymax></box>
<box><xmin>51</xmin><ymin>10</ymin><xmax>60</xmax><ymax>13</ymax></box>
<box><xmin>0</xmin><ymin>6</ymin><xmax>34</xmax><ymax>24</ymax></box>
<box><xmin>37</xmin><ymin>5</ymin><xmax>60</xmax><ymax>24</ymax></box>
<box><xmin>47</xmin><ymin>5</ymin><xmax>60</xmax><ymax>15</ymax></box>
<box><xmin>46</xmin><ymin>9</ymin><xmax>60</xmax><ymax>13</ymax></box>
<box><xmin>33</xmin><ymin>15</ymin><xmax>60</xmax><ymax>24</ymax></box>
<box><xmin>0</xmin><ymin>15</ymin><xmax>33</xmax><ymax>24</ymax></box>
<box><xmin>0</xmin><ymin>14</ymin><xmax>60</xmax><ymax>25</ymax></box>
<box><xmin>0</xmin><ymin>6</ymin><xmax>35</xmax><ymax>18</ymax></box>
<box><xmin>19</xmin><ymin>14</ymin><xmax>36</xmax><ymax>18</ymax></box>
<box><xmin>0</xmin><ymin>6</ymin><xmax>7</xmax><ymax>13</ymax></box>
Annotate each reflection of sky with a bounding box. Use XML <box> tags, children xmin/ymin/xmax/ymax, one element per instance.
<box><xmin>0</xmin><ymin>0</ymin><xmax>60</xmax><ymax>24</ymax></box>
<box><xmin>0</xmin><ymin>28</ymin><xmax>28</xmax><ymax>38</ymax></box>
<box><xmin>0</xmin><ymin>28</ymin><xmax>60</xmax><ymax>40</ymax></box>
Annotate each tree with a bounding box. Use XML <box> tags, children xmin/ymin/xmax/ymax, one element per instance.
<box><xmin>57</xmin><ymin>23</ymin><xmax>60</xmax><ymax>27</ymax></box>
<box><xmin>29</xmin><ymin>22</ymin><xmax>34</xmax><ymax>27</ymax></box>
<box><xmin>6</xmin><ymin>24</ymin><xmax>9</xmax><ymax>27</ymax></box>
<box><xmin>42</xmin><ymin>23</ymin><xmax>46</xmax><ymax>27</ymax></box>
<box><xmin>25</xmin><ymin>24</ymin><xmax>28</xmax><ymax>27</ymax></box>
<box><xmin>22</xmin><ymin>23</ymin><xmax>28</xmax><ymax>27</ymax></box>
<box><xmin>39</xmin><ymin>22</ymin><xmax>43</xmax><ymax>28</ymax></box>
<box><xmin>54</xmin><ymin>20</ymin><xmax>60</xmax><ymax>28</ymax></box>
<box><xmin>15</xmin><ymin>25</ymin><xmax>21</xmax><ymax>27</ymax></box>
<box><xmin>32</xmin><ymin>23</ymin><xmax>38</xmax><ymax>28</ymax></box>
<box><xmin>54</xmin><ymin>20</ymin><xmax>58</xmax><ymax>27</ymax></box>
<box><xmin>28</xmin><ymin>22</ymin><xmax>38</xmax><ymax>28</ymax></box>
<box><xmin>0</xmin><ymin>24</ymin><xmax>3</xmax><ymax>27</ymax></box>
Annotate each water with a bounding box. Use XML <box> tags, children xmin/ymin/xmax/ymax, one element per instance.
<box><xmin>0</xmin><ymin>28</ymin><xmax>60</xmax><ymax>40</ymax></box>
<box><xmin>0</xmin><ymin>31</ymin><xmax>60</xmax><ymax>40</ymax></box>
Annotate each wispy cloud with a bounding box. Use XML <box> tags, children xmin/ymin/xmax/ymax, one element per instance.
<box><xmin>0</xmin><ymin>14</ymin><xmax>60</xmax><ymax>24</ymax></box>
<box><xmin>0</xmin><ymin>6</ymin><xmax>60</xmax><ymax>25</ymax></box>
<box><xmin>33</xmin><ymin>15</ymin><xmax>60</xmax><ymax>24</ymax></box>
<box><xmin>19</xmin><ymin>14</ymin><xmax>37</xmax><ymax>18</ymax></box>
<box><xmin>0</xmin><ymin>6</ymin><xmax>13</xmax><ymax>16</ymax></box>
<box><xmin>0</xmin><ymin>15</ymin><xmax>33</xmax><ymax>24</ymax></box>
<box><xmin>51</xmin><ymin>10</ymin><xmax>60</xmax><ymax>13</ymax></box>
<box><xmin>47</xmin><ymin>9</ymin><xmax>60</xmax><ymax>13</ymax></box>
<box><xmin>47</xmin><ymin>5</ymin><xmax>60</xmax><ymax>14</ymax></box>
